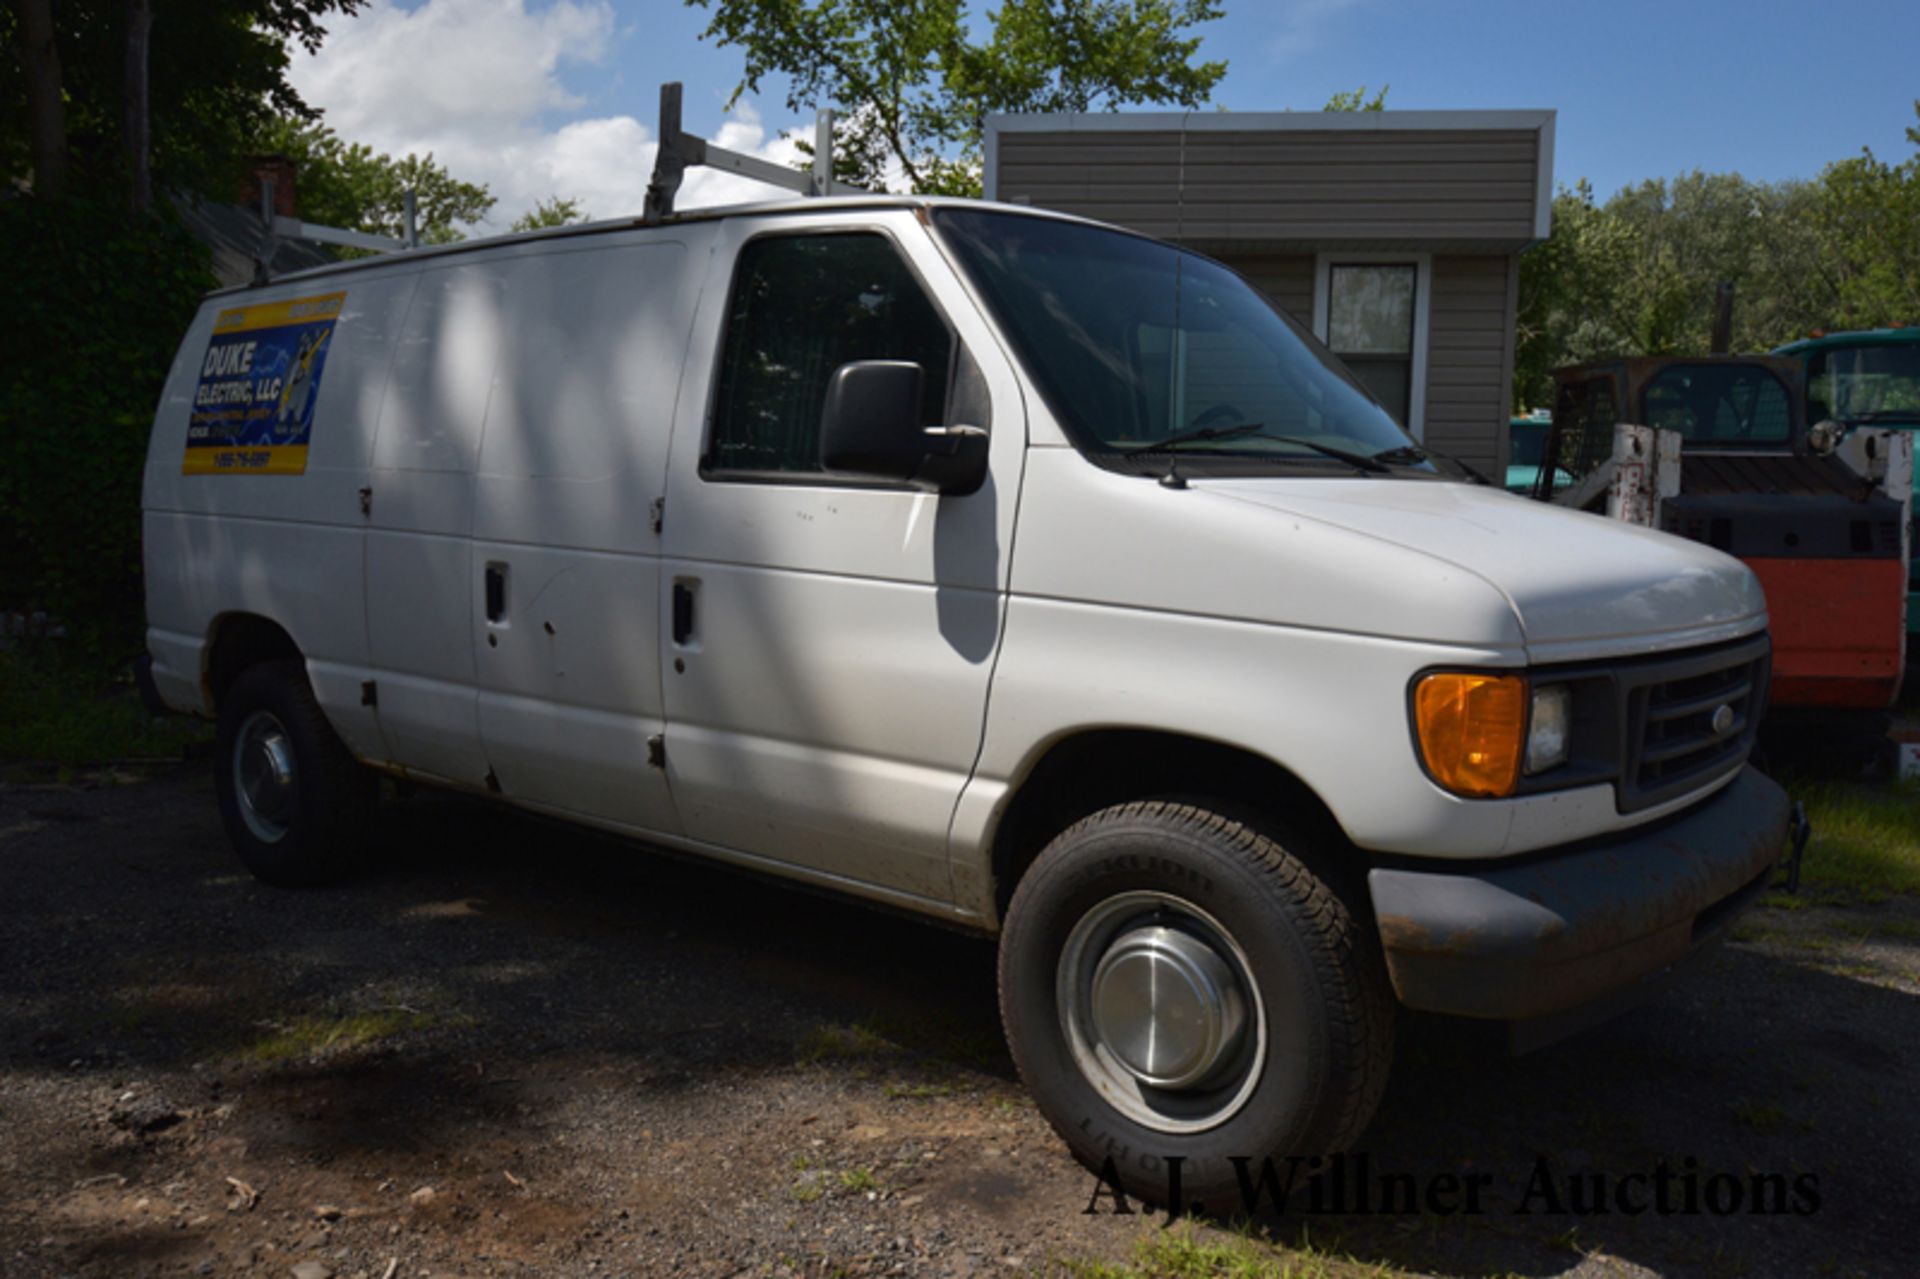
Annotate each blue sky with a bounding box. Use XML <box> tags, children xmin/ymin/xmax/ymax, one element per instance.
<box><xmin>297</xmin><ymin>1</ymin><xmax>1920</xmax><ymax>229</ymax></box>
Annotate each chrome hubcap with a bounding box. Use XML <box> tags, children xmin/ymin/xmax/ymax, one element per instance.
<box><xmin>1059</xmin><ymin>891</ymin><xmax>1266</xmax><ymax>1134</ymax></box>
<box><xmin>233</xmin><ymin>710</ymin><xmax>296</xmax><ymax>843</ymax></box>
<box><xmin>1091</xmin><ymin>925</ymin><xmax>1246</xmax><ymax>1088</ymax></box>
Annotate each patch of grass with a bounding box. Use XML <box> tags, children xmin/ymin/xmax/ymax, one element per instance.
<box><xmin>796</xmin><ymin>1021</ymin><xmax>895</xmax><ymax>1065</ymax></box>
<box><xmin>1835</xmin><ymin>912</ymin><xmax>1920</xmax><ymax>944</ymax></box>
<box><xmin>837</xmin><ymin>1166</ymin><xmax>880</xmax><ymax>1193</ymax></box>
<box><xmin>1050</xmin><ymin>1223</ymin><xmax>1400</xmax><ymax>1279</ymax></box>
<box><xmin>883</xmin><ymin>1078</ymin><xmax>955</xmax><ymax>1101</ymax></box>
<box><xmin>1788</xmin><ymin>778</ymin><xmax>1920</xmax><ymax>903</ymax></box>
<box><xmin>0</xmin><ymin>648</ymin><xmax>209</xmax><ymax>770</ymax></box>
<box><xmin>863</xmin><ymin>1008</ymin><xmax>1006</xmax><ymax>1069</ymax></box>
<box><xmin>1729</xmin><ymin>1099</ymin><xmax>1791</xmax><ymax>1135</ymax></box>
<box><xmin>243</xmin><ymin>1008</ymin><xmax>453</xmax><ymax>1063</ymax></box>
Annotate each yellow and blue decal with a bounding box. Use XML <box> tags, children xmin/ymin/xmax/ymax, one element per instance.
<box><xmin>183</xmin><ymin>291</ymin><xmax>345</xmax><ymax>475</ymax></box>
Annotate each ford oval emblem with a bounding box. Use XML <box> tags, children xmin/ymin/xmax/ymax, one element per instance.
<box><xmin>1711</xmin><ymin>704</ymin><xmax>1735</xmax><ymax>736</ymax></box>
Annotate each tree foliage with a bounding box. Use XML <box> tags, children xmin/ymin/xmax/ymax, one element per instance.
<box><xmin>511</xmin><ymin>196</ymin><xmax>589</xmax><ymax>232</ymax></box>
<box><xmin>253</xmin><ymin>117</ymin><xmax>494</xmax><ymax>244</ymax></box>
<box><xmin>1323</xmin><ymin>85</ymin><xmax>1387</xmax><ymax>112</ymax></box>
<box><xmin>0</xmin><ymin>195</ymin><xmax>214</xmax><ymax>656</ymax></box>
<box><xmin>1515</xmin><ymin>102</ymin><xmax>1920</xmax><ymax>409</ymax></box>
<box><xmin>0</xmin><ymin>0</ymin><xmax>364</xmax><ymax>200</ymax></box>
<box><xmin>687</xmin><ymin>0</ymin><xmax>1226</xmax><ymax>195</ymax></box>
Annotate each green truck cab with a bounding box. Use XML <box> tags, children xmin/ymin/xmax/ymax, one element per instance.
<box><xmin>1773</xmin><ymin>327</ymin><xmax>1920</xmax><ymax>635</ymax></box>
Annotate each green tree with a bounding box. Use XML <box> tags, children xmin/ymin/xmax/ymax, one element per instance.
<box><xmin>511</xmin><ymin>196</ymin><xmax>589</xmax><ymax>232</ymax></box>
<box><xmin>1812</xmin><ymin>101</ymin><xmax>1920</xmax><ymax>330</ymax></box>
<box><xmin>1514</xmin><ymin>174</ymin><xmax>1843</xmax><ymax>408</ymax></box>
<box><xmin>1323</xmin><ymin>85</ymin><xmax>1387</xmax><ymax>112</ymax></box>
<box><xmin>0</xmin><ymin>194</ymin><xmax>213</xmax><ymax>655</ymax></box>
<box><xmin>253</xmin><ymin>117</ymin><xmax>494</xmax><ymax>244</ymax></box>
<box><xmin>687</xmin><ymin>0</ymin><xmax>1226</xmax><ymax>195</ymax></box>
<box><xmin>1</xmin><ymin>0</ymin><xmax>365</xmax><ymax>202</ymax></box>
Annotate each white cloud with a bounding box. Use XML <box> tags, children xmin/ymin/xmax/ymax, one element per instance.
<box><xmin>289</xmin><ymin>0</ymin><xmax>809</xmax><ymax>232</ymax></box>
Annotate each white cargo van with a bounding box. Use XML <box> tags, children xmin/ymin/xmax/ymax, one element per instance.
<box><xmin>142</xmin><ymin>196</ymin><xmax>1791</xmax><ymax>1203</ymax></box>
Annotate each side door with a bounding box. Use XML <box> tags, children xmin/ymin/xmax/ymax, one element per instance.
<box><xmin>363</xmin><ymin>262</ymin><xmax>506</xmax><ymax>788</ymax></box>
<box><xmin>658</xmin><ymin>213</ymin><xmax>1025</xmax><ymax>906</ymax></box>
<box><xmin>468</xmin><ymin>236</ymin><xmax>701</xmax><ymax>835</ymax></box>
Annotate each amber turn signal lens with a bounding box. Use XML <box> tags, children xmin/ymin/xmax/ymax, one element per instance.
<box><xmin>1413</xmin><ymin>672</ymin><xmax>1527</xmax><ymax>798</ymax></box>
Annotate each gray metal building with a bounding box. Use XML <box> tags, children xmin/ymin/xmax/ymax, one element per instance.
<box><xmin>984</xmin><ymin>109</ymin><xmax>1555</xmax><ymax>479</ymax></box>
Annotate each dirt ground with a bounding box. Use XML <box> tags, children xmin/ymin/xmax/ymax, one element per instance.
<box><xmin>2</xmin><ymin>764</ymin><xmax>1917</xmax><ymax>1279</ymax></box>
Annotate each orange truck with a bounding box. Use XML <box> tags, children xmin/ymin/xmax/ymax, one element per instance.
<box><xmin>1532</xmin><ymin>356</ymin><xmax>1911</xmax><ymax>730</ymax></box>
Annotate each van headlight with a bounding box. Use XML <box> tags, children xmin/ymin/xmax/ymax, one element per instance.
<box><xmin>1413</xmin><ymin>674</ymin><xmax>1571</xmax><ymax>798</ymax></box>
<box><xmin>1525</xmin><ymin>683</ymin><xmax>1572</xmax><ymax>775</ymax></box>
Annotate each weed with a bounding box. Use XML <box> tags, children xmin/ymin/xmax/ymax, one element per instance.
<box><xmin>243</xmin><ymin>1007</ymin><xmax>456</xmax><ymax>1063</ymax></box>
<box><xmin>883</xmin><ymin>1079</ymin><xmax>954</xmax><ymax>1101</ymax></box>
<box><xmin>1048</xmin><ymin>1220</ymin><xmax>1402</xmax><ymax>1278</ymax></box>
<box><xmin>796</xmin><ymin>1021</ymin><xmax>894</xmax><ymax>1065</ymax></box>
<box><xmin>837</xmin><ymin>1166</ymin><xmax>879</xmax><ymax>1194</ymax></box>
<box><xmin>1729</xmin><ymin>1099</ymin><xmax>1790</xmax><ymax>1135</ymax></box>
<box><xmin>1783</xmin><ymin>778</ymin><xmax>1920</xmax><ymax>903</ymax></box>
<box><xmin>0</xmin><ymin>648</ymin><xmax>209</xmax><ymax>770</ymax></box>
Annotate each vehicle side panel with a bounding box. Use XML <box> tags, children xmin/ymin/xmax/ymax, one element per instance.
<box><xmin>363</xmin><ymin>262</ymin><xmax>503</xmax><ymax>786</ymax></box>
<box><xmin>470</xmin><ymin>237</ymin><xmax>704</xmax><ymax>834</ymax></box>
<box><xmin>143</xmin><ymin>269</ymin><xmax>421</xmax><ymax>761</ymax></box>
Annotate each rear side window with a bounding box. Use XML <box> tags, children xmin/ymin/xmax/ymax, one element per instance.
<box><xmin>707</xmin><ymin>232</ymin><xmax>953</xmax><ymax>477</ymax></box>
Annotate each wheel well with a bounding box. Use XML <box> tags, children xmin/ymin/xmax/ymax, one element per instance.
<box><xmin>988</xmin><ymin>729</ymin><xmax>1353</xmax><ymax>920</ymax></box>
<box><xmin>203</xmin><ymin>614</ymin><xmax>301</xmax><ymax>711</ymax></box>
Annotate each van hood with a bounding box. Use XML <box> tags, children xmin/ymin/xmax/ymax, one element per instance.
<box><xmin>1203</xmin><ymin>478</ymin><xmax>1767</xmax><ymax>658</ymax></box>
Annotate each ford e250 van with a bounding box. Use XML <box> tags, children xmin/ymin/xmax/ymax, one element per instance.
<box><xmin>143</xmin><ymin>196</ymin><xmax>1792</xmax><ymax>1204</ymax></box>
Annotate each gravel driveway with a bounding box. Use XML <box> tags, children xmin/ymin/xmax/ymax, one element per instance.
<box><xmin>1</xmin><ymin>765</ymin><xmax>1915</xmax><ymax>1278</ymax></box>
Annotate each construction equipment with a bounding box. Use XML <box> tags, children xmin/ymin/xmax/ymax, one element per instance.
<box><xmin>1529</xmin><ymin>355</ymin><xmax>1912</xmax><ymax>725</ymax></box>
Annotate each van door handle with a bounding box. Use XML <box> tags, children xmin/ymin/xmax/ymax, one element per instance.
<box><xmin>485</xmin><ymin>562</ymin><xmax>507</xmax><ymax>622</ymax></box>
<box><xmin>672</xmin><ymin>580</ymin><xmax>695</xmax><ymax>645</ymax></box>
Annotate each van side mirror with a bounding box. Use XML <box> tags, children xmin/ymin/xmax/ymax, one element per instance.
<box><xmin>819</xmin><ymin>360</ymin><xmax>988</xmax><ymax>495</ymax></box>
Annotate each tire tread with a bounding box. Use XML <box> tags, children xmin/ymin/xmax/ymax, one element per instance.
<box><xmin>999</xmin><ymin>798</ymin><xmax>1394</xmax><ymax>1169</ymax></box>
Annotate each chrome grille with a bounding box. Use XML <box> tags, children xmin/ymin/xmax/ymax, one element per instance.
<box><xmin>1618</xmin><ymin>638</ymin><xmax>1769</xmax><ymax>813</ymax></box>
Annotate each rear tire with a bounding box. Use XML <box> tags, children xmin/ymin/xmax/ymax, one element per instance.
<box><xmin>214</xmin><ymin>660</ymin><xmax>375</xmax><ymax>887</ymax></box>
<box><xmin>998</xmin><ymin>800</ymin><xmax>1394</xmax><ymax>1209</ymax></box>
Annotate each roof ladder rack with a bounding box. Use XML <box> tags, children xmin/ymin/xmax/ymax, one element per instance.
<box><xmin>643</xmin><ymin>81</ymin><xmax>862</xmax><ymax>222</ymax></box>
<box><xmin>254</xmin><ymin>177</ymin><xmax>418</xmax><ymax>282</ymax></box>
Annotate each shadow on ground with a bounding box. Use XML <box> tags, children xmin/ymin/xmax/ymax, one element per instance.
<box><xmin>2</xmin><ymin>768</ymin><xmax>1914</xmax><ymax>1278</ymax></box>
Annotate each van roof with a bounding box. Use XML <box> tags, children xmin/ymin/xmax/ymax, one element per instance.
<box><xmin>208</xmin><ymin>194</ymin><xmax>1108</xmax><ymax>297</ymax></box>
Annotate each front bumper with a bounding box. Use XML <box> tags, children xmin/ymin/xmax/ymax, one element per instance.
<box><xmin>1367</xmin><ymin>765</ymin><xmax>1789</xmax><ymax>1033</ymax></box>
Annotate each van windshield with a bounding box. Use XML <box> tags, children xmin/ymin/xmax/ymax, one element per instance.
<box><xmin>933</xmin><ymin>208</ymin><xmax>1452</xmax><ymax>479</ymax></box>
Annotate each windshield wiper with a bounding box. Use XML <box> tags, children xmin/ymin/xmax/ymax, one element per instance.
<box><xmin>1122</xmin><ymin>423</ymin><xmax>1390</xmax><ymax>473</ymax></box>
<box><xmin>1119</xmin><ymin>421</ymin><xmax>1269</xmax><ymax>456</ymax></box>
<box><xmin>1372</xmin><ymin>442</ymin><xmax>1492</xmax><ymax>484</ymax></box>
<box><xmin>1370</xmin><ymin>445</ymin><xmax>1431</xmax><ymax>465</ymax></box>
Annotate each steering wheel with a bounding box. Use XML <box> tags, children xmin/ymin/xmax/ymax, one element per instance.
<box><xmin>1188</xmin><ymin>403</ymin><xmax>1247</xmax><ymax>430</ymax></box>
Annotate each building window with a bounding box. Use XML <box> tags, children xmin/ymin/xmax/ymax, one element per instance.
<box><xmin>1325</xmin><ymin>263</ymin><xmax>1417</xmax><ymax>427</ymax></box>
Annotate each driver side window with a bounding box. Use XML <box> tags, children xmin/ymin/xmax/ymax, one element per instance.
<box><xmin>706</xmin><ymin>232</ymin><xmax>954</xmax><ymax>479</ymax></box>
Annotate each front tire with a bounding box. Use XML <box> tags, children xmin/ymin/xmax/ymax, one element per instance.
<box><xmin>998</xmin><ymin>801</ymin><xmax>1394</xmax><ymax>1208</ymax></box>
<box><xmin>214</xmin><ymin>660</ymin><xmax>375</xmax><ymax>887</ymax></box>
